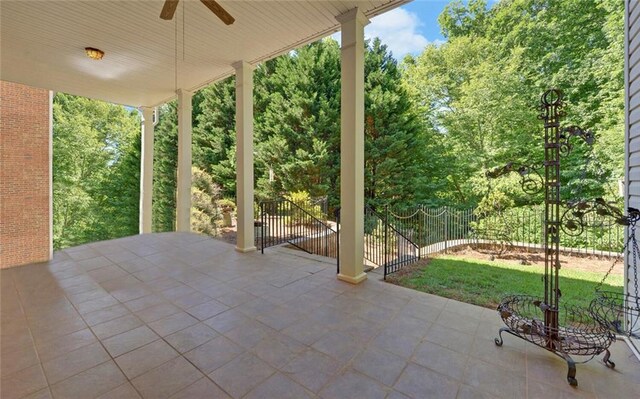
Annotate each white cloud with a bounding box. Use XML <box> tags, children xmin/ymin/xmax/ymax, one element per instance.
<box><xmin>368</xmin><ymin>8</ymin><xmax>435</xmax><ymax>58</ymax></box>
<box><xmin>331</xmin><ymin>8</ymin><xmax>434</xmax><ymax>60</ymax></box>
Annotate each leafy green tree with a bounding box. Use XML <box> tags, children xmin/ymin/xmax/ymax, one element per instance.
<box><xmin>364</xmin><ymin>38</ymin><xmax>435</xmax><ymax>209</ymax></box>
<box><xmin>439</xmin><ymin>0</ymin><xmax>489</xmax><ymax>39</ymax></box>
<box><xmin>194</xmin><ymin>77</ymin><xmax>238</xmax><ymax>197</ymax></box>
<box><xmin>191</xmin><ymin>167</ymin><xmax>222</xmax><ymax>236</ymax></box>
<box><xmin>255</xmin><ymin>40</ymin><xmax>341</xmax><ymax>205</ymax></box>
<box><xmin>152</xmin><ymin>102</ymin><xmax>178</xmax><ymax>232</ymax></box>
<box><xmin>52</xmin><ymin>93</ymin><xmax>140</xmax><ymax>248</ymax></box>
<box><xmin>405</xmin><ymin>0</ymin><xmax>623</xmax><ymax>207</ymax></box>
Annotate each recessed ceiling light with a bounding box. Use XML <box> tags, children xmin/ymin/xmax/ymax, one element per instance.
<box><xmin>84</xmin><ymin>47</ymin><xmax>104</xmax><ymax>60</ymax></box>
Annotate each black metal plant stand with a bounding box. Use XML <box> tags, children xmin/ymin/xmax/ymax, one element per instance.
<box><xmin>492</xmin><ymin>90</ymin><xmax>615</xmax><ymax>387</ymax></box>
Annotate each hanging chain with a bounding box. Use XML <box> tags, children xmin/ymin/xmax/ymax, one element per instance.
<box><xmin>632</xmin><ymin>225</ymin><xmax>639</xmax><ymax>307</ymax></box>
<box><xmin>595</xmin><ymin>211</ymin><xmax>640</xmax><ymax>309</ymax></box>
<box><xmin>595</xmin><ymin>227</ymin><xmax>630</xmax><ymax>292</ymax></box>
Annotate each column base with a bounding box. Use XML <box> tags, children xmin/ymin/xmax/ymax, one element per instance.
<box><xmin>337</xmin><ymin>272</ymin><xmax>368</xmax><ymax>285</ymax></box>
<box><xmin>235</xmin><ymin>246</ymin><xmax>257</xmax><ymax>253</ymax></box>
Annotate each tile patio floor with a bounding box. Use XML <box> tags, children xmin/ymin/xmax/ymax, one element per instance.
<box><xmin>1</xmin><ymin>232</ymin><xmax>639</xmax><ymax>399</ymax></box>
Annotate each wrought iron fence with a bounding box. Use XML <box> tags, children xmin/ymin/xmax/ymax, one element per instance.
<box><xmin>361</xmin><ymin>206</ymin><xmax>420</xmax><ymax>277</ymax></box>
<box><xmin>257</xmin><ymin>199</ymin><xmax>339</xmax><ymax>261</ymax></box>
<box><xmin>379</xmin><ymin>205</ymin><xmax>624</xmax><ymax>278</ymax></box>
<box><xmin>384</xmin><ymin>205</ymin><xmax>623</xmax><ymax>257</ymax></box>
<box><xmin>255</xmin><ymin>200</ymin><xmax>624</xmax><ymax>279</ymax></box>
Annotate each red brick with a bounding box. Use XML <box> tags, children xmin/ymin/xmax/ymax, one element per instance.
<box><xmin>1</xmin><ymin>80</ymin><xmax>51</xmax><ymax>268</ymax></box>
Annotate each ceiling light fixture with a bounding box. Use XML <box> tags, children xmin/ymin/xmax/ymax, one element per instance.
<box><xmin>84</xmin><ymin>47</ymin><xmax>104</xmax><ymax>60</ymax></box>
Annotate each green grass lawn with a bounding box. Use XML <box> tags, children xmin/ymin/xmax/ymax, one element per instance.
<box><xmin>387</xmin><ymin>255</ymin><xmax>624</xmax><ymax>311</ymax></box>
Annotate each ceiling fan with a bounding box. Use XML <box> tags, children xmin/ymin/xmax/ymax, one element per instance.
<box><xmin>160</xmin><ymin>0</ymin><xmax>235</xmax><ymax>25</ymax></box>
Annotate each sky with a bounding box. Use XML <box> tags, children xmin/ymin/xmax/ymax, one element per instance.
<box><xmin>352</xmin><ymin>0</ymin><xmax>498</xmax><ymax>60</ymax></box>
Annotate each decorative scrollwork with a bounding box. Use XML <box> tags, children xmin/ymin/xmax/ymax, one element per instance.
<box><xmin>518</xmin><ymin>163</ymin><xmax>544</xmax><ymax>195</ymax></box>
<box><xmin>538</xmin><ymin>89</ymin><xmax>566</xmax><ymax>121</ymax></box>
<box><xmin>486</xmin><ymin>162</ymin><xmax>514</xmax><ymax>179</ymax></box>
<box><xmin>559</xmin><ymin>126</ymin><xmax>595</xmax><ymax>156</ymax></box>
<box><xmin>486</xmin><ymin>162</ymin><xmax>544</xmax><ymax>195</ymax></box>
<box><xmin>560</xmin><ymin>198</ymin><xmax>626</xmax><ymax>236</ymax></box>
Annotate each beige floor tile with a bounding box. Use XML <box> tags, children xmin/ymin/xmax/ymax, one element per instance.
<box><xmin>169</xmin><ymin>378</ymin><xmax>230</xmax><ymax>399</ymax></box>
<box><xmin>42</xmin><ymin>342</ymin><xmax>110</xmax><ymax>384</ymax></box>
<box><xmin>281</xmin><ymin>349</ymin><xmax>341</xmax><ymax>393</ymax></box>
<box><xmin>76</xmin><ymin>295</ymin><xmax>120</xmax><ymax>315</ymax></box>
<box><xmin>135</xmin><ymin>303</ymin><xmax>182</xmax><ymax>324</ymax></box>
<box><xmin>87</xmin><ymin>265</ymin><xmax>129</xmax><ymax>283</ymax></box>
<box><xmin>423</xmin><ymin>323</ymin><xmax>475</xmax><ymax>354</ymax></box>
<box><xmin>394</xmin><ymin>363</ymin><xmax>458</xmax><ymax>399</ymax></box>
<box><xmin>202</xmin><ymin>309</ymin><xmax>251</xmax><ymax>334</ymax></box>
<box><xmin>131</xmin><ymin>356</ymin><xmax>203</xmax><ymax>399</ymax></box>
<box><xmin>412</xmin><ymin>341</ymin><xmax>467</xmax><ymax>381</ymax></box>
<box><xmin>0</xmin><ymin>364</ymin><xmax>48</xmax><ymax>399</ymax></box>
<box><xmin>172</xmin><ymin>291</ymin><xmax>213</xmax><ymax>310</ymax></box>
<box><xmin>455</xmin><ymin>384</ymin><xmax>499</xmax><ymax>399</ymax></box>
<box><xmin>110</xmin><ymin>285</ymin><xmax>153</xmax><ymax>303</ymax></box>
<box><xmin>161</xmin><ymin>284</ymin><xmax>197</xmax><ymax>302</ymax></box>
<box><xmin>91</xmin><ymin>313</ymin><xmax>142</xmax><ymax>340</ymax></box>
<box><xmin>51</xmin><ymin>361</ymin><xmax>126</xmax><ymax>399</ymax></box>
<box><xmin>4</xmin><ymin>233</ymin><xmax>639</xmax><ymax>399</ymax></box>
<box><xmin>101</xmin><ymin>325</ymin><xmax>159</xmax><ymax>357</ymax></box>
<box><xmin>462</xmin><ymin>358</ymin><xmax>525</xmax><ymax>399</ymax></box>
<box><xmin>148</xmin><ymin>312</ymin><xmax>199</xmax><ymax>337</ymax></box>
<box><xmin>164</xmin><ymin>323</ymin><xmax>218</xmax><ymax>353</ymax></box>
<box><xmin>244</xmin><ymin>372</ymin><xmax>313</xmax><ymax>399</ymax></box>
<box><xmin>22</xmin><ymin>388</ymin><xmax>53</xmax><ymax>399</ymax></box>
<box><xmin>281</xmin><ymin>318</ymin><xmax>332</xmax><ymax>346</ymax></box>
<box><xmin>215</xmin><ymin>290</ymin><xmax>258</xmax><ymax>308</ymax></box>
<box><xmin>114</xmin><ymin>339</ymin><xmax>179</xmax><ymax>379</ymax></box>
<box><xmin>185</xmin><ymin>300</ymin><xmax>229</xmax><ymax>321</ymax></box>
<box><xmin>352</xmin><ymin>347</ymin><xmax>407</xmax><ymax>387</ymax></box>
<box><xmin>223</xmin><ymin>319</ymin><xmax>276</xmax><ymax>349</ymax></box>
<box><xmin>96</xmin><ymin>382</ymin><xmax>142</xmax><ymax>399</ymax></box>
<box><xmin>123</xmin><ymin>294</ymin><xmax>167</xmax><ymax>312</ymax></box>
<box><xmin>82</xmin><ymin>304</ymin><xmax>130</xmax><ymax>326</ymax></box>
<box><xmin>255</xmin><ymin>306</ymin><xmax>304</xmax><ymax>331</ymax></box>
<box><xmin>319</xmin><ymin>370</ymin><xmax>388</xmax><ymax>399</ymax></box>
<box><xmin>184</xmin><ymin>335</ymin><xmax>244</xmax><ymax>374</ymax></box>
<box><xmin>0</xmin><ymin>343</ymin><xmax>40</xmax><ymax>378</ymax></box>
<box><xmin>253</xmin><ymin>333</ymin><xmax>307</xmax><ymax>369</ymax></box>
<box><xmin>35</xmin><ymin>328</ymin><xmax>97</xmax><ymax>362</ymax></box>
<box><xmin>209</xmin><ymin>352</ymin><xmax>276</xmax><ymax>398</ymax></box>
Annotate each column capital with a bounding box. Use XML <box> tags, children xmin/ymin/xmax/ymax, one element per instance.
<box><xmin>138</xmin><ymin>106</ymin><xmax>154</xmax><ymax>122</ymax></box>
<box><xmin>336</xmin><ymin>7</ymin><xmax>370</xmax><ymax>26</ymax></box>
<box><xmin>176</xmin><ymin>88</ymin><xmax>193</xmax><ymax>98</ymax></box>
<box><xmin>232</xmin><ymin>60</ymin><xmax>255</xmax><ymax>71</ymax></box>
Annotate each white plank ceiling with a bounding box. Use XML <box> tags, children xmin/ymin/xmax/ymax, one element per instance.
<box><xmin>1</xmin><ymin>0</ymin><xmax>408</xmax><ymax>107</ymax></box>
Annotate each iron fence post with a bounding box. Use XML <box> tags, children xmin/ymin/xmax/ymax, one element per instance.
<box><xmin>336</xmin><ymin>208</ymin><xmax>340</xmax><ymax>274</ymax></box>
<box><xmin>384</xmin><ymin>206</ymin><xmax>389</xmax><ymax>278</ymax></box>
<box><xmin>260</xmin><ymin>202</ymin><xmax>265</xmax><ymax>254</ymax></box>
<box><xmin>418</xmin><ymin>205</ymin><xmax>422</xmax><ymax>259</ymax></box>
<box><xmin>444</xmin><ymin>206</ymin><xmax>449</xmax><ymax>254</ymax></box>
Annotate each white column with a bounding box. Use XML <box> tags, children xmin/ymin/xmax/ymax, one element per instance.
<box><xmin>233</xmin><ymin>61</ymin><xmax>256</xmax><ymax>252</ymax></box>
<box><xmin>337</xmin><ymin>8</ymin><xmax>369</xmax><ymax>284</ymax></box>
<box><xmin>139</xmin><ymin>107</ymin><xmax>155</xmax><ymax>234</ymax></box>
<box><xmin>176</xmin><ymin>89</ymin><xmax>193</xmax><ymax>232</ymax></box>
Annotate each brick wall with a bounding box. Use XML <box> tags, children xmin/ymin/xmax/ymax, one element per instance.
<box><xmin>0</xmin><ymin>81</ymin><xmax>51</xmax><ymax>268</ymax></box>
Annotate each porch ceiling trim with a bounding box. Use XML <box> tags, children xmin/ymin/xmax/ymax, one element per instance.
<box><xmin>0</xmin><ymin>0</ymin><xmax>409</xmax><ymax>107</ymax></box>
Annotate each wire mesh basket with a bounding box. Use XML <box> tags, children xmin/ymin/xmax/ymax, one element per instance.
<box><xmin>590</xmin><ymin>291</ymin><xmax>640</xmax><ymax>338</ymax></box>
<box><xmin>496</xmin><ymin>295</ymin><xmax>615</xmax><ymax>385</ymax></box>
<box><xmin>497</xmin><ymin>295</ymin><xmax>616</xmax><ymax>356</ymax></box>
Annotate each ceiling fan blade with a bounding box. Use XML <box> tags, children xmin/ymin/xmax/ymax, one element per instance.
<box><xmin>200</xmin><ymin>0</ymin><xmax>235</xmax><ymax>25</ymax></box>
<box><xmin>160</xmin><ymin>0</ymin><xmax>180</xmax><ymax>20</ymax></box>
